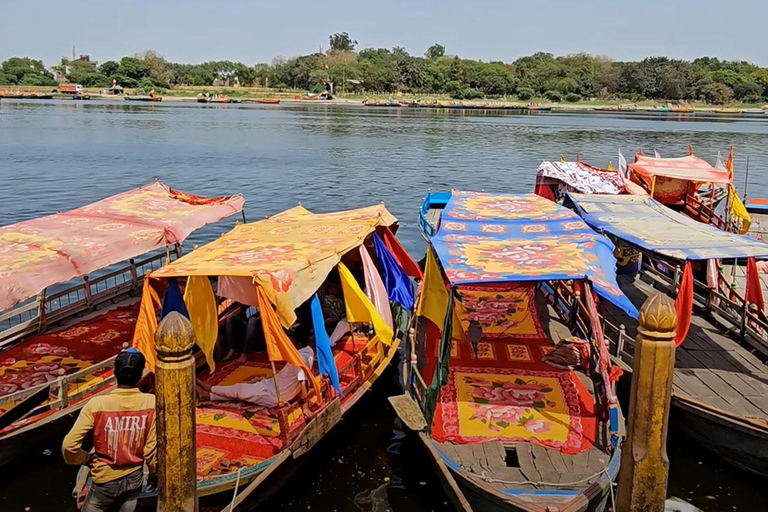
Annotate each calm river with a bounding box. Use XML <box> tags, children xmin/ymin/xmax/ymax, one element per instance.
<box><xmin>1</xmin><ymin>100</ymin><xmax>767</xmax><ymax>512</ymax></box>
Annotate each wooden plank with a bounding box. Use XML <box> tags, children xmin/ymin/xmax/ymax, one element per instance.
<box><xmin>745</xmin><ymin>396</ymin><xmax>768</xmax><ymax>416</ymax></box>
<box><xmin>290</xmin><ymin>398</ymin><xmax>341</xmax><ymax>459</ymax></box>
<box><xmin>420</xmin><ymin>434</ymin><xmax>475</xmax><ymax>512</ymax></box>
<box><xmin>721</xmin><ymin>392</ymin><xmax>766</xmax><ymax>417</ymax></box>
<box><xmin>569</xmin><ymin>448</ymin><xmax>590</xmax><ymax>473</ymax></box>
<box><xmin>482</xmin><ymin>441</ymin><xmax>505</xmax><ymax>468</ymax></box>
<box><xmin>673</xmin><ymin>370</ymin><xmax>715</xmax><ymax>399</ymax></box>
<box><xmin>675</xmin><ymin>349</ymin><xmax>703</xmax><ymax>370</ymax></box>
<box><xmin>729</xmin><ymin>350</ymin><xmax>768</xmax><ymax>375</ymax></box>
<box><xmin>735</xmin><ymin>373</ymin><xmax>768</xmax><ymax>395</ymax></box>
<box><xmin>530</xmin><ymin>443</ymin><xmax>557</xmax><ymax>475</ymax></box>
<box><xmin>687</xmin><ymin>348</ymin><xmax>740</xmax><ymax>372</ymax></box>
<box><xmin>546</xmin><ymin>449</ymin><xmax>569</xmax><ymax>476</ymax></box>
<box><xmin>693</xmin><ymin>370</ymin><xmax>743</xmax><ymax>401</ymax></box>
<box><xmin>716</xmin><ymin>371</ymin><xmax>762</xmax><ymax>398</ymax></box>
<box><xmin>514</xmin><ymin>444</ymin><xmax>541</xmax><ymax>482</ymax></box>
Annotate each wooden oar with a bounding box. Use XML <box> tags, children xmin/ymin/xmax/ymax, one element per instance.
<box><xmin>0</xmin><ymin>384</ymin><xmax>51</xmax><ymax>430</ymax></box>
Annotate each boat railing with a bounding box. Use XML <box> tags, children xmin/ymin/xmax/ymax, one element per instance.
<box><xmin>0</xmin><ymin>353</ymin><xmax>119</xmax><ymax>419</ymax></box>
<box><xmin>683</xmin><ymin>192</ymin><xmax>738</xmax><ymax>233</ymax></box>
<box><xmin>0</xmin><ymin>248</ymin><xmax>178</xmax><ymax>349</ymax></box>
<box><xmin>639</xmin><ymin>256</ymin><xmax>768</xmax><ymax>358</ymax></box>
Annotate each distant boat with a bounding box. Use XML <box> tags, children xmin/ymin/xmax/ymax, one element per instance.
<box><xmin>649</xmin><ymin>106</ymin><xmax>671</xmax><ymax>113</ymax></box>
<box><xmin>72</xmin><ymin>94</ymin><xmax>91</xmax><ymax>100</ymax></box>
<box><xmin>619</xmin><ymin>103</ymin><xmax>638</xmax><ymax>111</ymax></box>
<box><xmin>670</xmin><ymin>105</ymin><xmax>693</xmax><ymax>113</ymax></box>
<box><xmin>257</xmin><ymin>98</ymin><xmax>281</xmax><ymax>104</ymax></box>
<box><xmin>125</xmin><ymin>95</ymin><xmax>162</xmax><ymax>102</ymax></box>
<box><xmin>741</xmin><ymin>108</ymin><xmax>765</xmax><ymax>114</ymax></box>
<box><xmin>0</xmin><ymin>92</ymin><xmax>53</xmax><ymax>99</ymax></box>
<box><xmin>713</xmin><ymin>108</ymin><xmax>741</xmax><ymax>114</ymax></box>
<box><xmin>197</xmin><ymin>93</ymin><xmax>240</xmax><ymax>104</ymax></box>
<box><xmin>527</xmin><ymin>103</ymin><xmax>552</xmax><ymax>111</ymax></box>
<box><xmin>595</xmin><ymin>106</ymin><xmax>619</xmax><ymax>112</ymax></box>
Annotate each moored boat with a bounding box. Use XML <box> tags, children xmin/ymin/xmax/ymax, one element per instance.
<box><xmin>565</xmin><ymin>192</ymin><xmax>768</xmax><ymax>477</ymax></box>
<box><xmin>197</xmin><ymin>93</ymin><xmax>241</xmax><ymax>104</ymax></box>
<box><xmin>618</xmin><ymin>104</ymin><xmax>637</xmax><ymax>112</ymax></box>
<box><xmin>669</xmin><ymin>105</ymin><xmax>694</xmax><ymax>113</ymax></box>
<box><xmin>125</xmin><ymin>94</ymin><xmax>162</xmax><ymax>102</ymax></box>
<box><xmin>648</xmin><ymin>106</ymin><xmax>671</xmax><ymax>113</ymax></box>
<box><xmin>257</xmin><ymin>97</ymin><xmax>281</xmax><ymax>104</ymax></box>
<box><xmin>0</xmin><ymin>184</ymin><xmax>245</xmax><ymax>467</ymax></box>
<box><xmin>396</xmin><ymin>191</ymin><xmax>638</xmax><ymax>512</ymax></box>
<box><xmin>527</xmin><ymin>103</ymin><xmax>552</xmax><ymax>111</ymax></box>
<box><xmin>713</xmin><ymin>108</ymin><xmax>741</xmax><ymax>114</ymax></box>
<box><xmin>74</xmin><ymin>203</ymin><xmax>420</xmax><ymax>508</ymax></box>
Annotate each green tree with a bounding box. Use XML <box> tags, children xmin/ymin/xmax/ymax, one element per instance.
<box><xmin>565</xmin><ymin>92</ymin><xmax>582</xmax><ymax>102</ymax></box>
<box><xmin>544</xmin><ymin>90</ymin><xmax>563</xmax><ymax>102</ymax></box>
<box><xmin>118</xmin><ymin>57</ymin><xmax>150</xmax><ymax>81</ymax></box>
<box><xmin>137</xmin><ymin>50</ymin><xmax>172</xmax><ymax>85</ymax></box>
<box><xmin>99</xmin><ymin>60</ymin><xmax>120</xmax><ymax>77</ymax></box>
<box><xmin>425</xmin><ymin>44</ymin><xmax>445</xmax><ymax>59</ymax></box>
<box><xmin>329</xmin><ymin>32</ymin><xmax>357</xmax><ymax>52</ymax></box>
<box><xmin>1</xmin><ymin>57</ymin><xmax>55</xmax><ymax>85</ymax></box>
<box><xmin>733</xmin><ymin>82</ymin><xmax>763</xmax><ymax>102</ymax></box>
<box><xmin>701</xmin><ymin>82</ymin><xmax>734</xmax><ymax>104</ymax></box>
<box><xmin>517</xmin><ymin>86</ymin><xmax>535</xmax><ymax>100</ymax></box>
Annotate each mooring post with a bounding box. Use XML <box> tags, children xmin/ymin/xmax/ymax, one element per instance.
<box><xmin>155</xmin><ymin>312</ymin><xmax>198</xmax><ymax>512</ymax></box>
<box><xmin>616</xmin><ymin>293</ymin><xmax>677</xmax><ymax>512</ymax></box>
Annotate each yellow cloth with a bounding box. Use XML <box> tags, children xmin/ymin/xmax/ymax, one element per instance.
<box><xmin>729</xmin><ymin>185</ymin><xmax>752</xmax><ymax>235</ymax></box>
<box><xmin>151</xmin><ymin>204</ymin><xmax>398</xmax><ymax>329</ymax></box>
<box><xmin>338</xmin><ymin>263</ymin><xmax>394</xmax><ymax>345</ymax></box>
<box><xmin>415</xmin><ymin>247</ymin><xmax>465</xmax><ymax>340</ymax></box>
<box><xmin>183</xmin><ymin>276</ymin><xmax>218</xmax><ymax>373</ymax></box>
<box><xmin>132</xmin><ymin>275</ymin><xmax>165</xmax><ymax>372</ymax></box>
<box><xmin>254</xmin><ymin>285</ymin><xmax>322</xmax><ymax>401</ymax></box>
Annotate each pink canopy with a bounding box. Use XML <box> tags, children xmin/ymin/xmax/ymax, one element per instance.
<box><xmin>629</xmin><ymin>155</ymin><xmax>731</xmax><ymax>184</ymax></box>
<box><xmin>0</xmin><ymin>182</ymin><xmax>245</xmax><ymax>310</ymax></box>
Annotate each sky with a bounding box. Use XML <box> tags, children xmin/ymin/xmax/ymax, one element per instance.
<box><xmin>2</xmin><ymin>0</ymin><xmax>767</xmax><ymax>67</ymax></box>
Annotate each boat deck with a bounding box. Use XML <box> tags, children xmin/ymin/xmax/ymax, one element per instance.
<box><xmin>602</xmin><ymin>274</ymin><xmax>768</xmax><ymax>420</ymax></box>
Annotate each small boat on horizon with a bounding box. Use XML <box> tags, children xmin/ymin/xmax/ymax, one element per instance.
<box><xmin>125</xmin><ymin>95</ymin><xmax>162</xmax><ymax>102</ymax></box>
<box><xmin>713</xmin><ymin>107</ymin><xmax>741</xmax><ymax>114</ymax></box>
<box><xmin>257</xmin><ymin>97</ymin><xmax>281</xmax><ymax>104</ymax></box>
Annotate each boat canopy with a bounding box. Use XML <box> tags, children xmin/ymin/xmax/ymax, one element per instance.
<box><xmin>431</xmin><ymin>191</ymin><xmax>638</xmax><ymax>318</ymax></box>
<box><xmin>564</xmin><ymin>193</ymin><xmax>768</xmax><ymax>261</ymax></box>
<box><xmin>536</xmin><ymin>161</ymin><xmax>627</xmax><ymax>194</ymax></box>
<box><xmin>153</xmin><ymin>203</ymin><xmax>398</xmax><ymax>328</ymax></box>
<box><xmin>0</xmin><ymin>182</ymin><xmax>244</xmax><ymax>311</ymax></box>
<box><xmin>628</xmin><ymin>155</ymin><xmax>731</xmax><ymax>184</ymax></box>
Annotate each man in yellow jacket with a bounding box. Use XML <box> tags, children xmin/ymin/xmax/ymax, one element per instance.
<box><xmin>62</xmin><ymin>348</ymin><xmax>156</xmax><ymax>512</ymax></box>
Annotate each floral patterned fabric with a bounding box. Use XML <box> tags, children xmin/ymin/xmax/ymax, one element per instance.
<box><xmin>0</xmin><ymin>182</ymin><xmax>244</xmax><ymax>310</ymax></box>
<box><xmin>455</xmin><ymin>283</ymin><xmax>545</xmax><ymax>340</ymax></box>
<box><xmin>536</xmin><ymin>161</ymin><xmax>626</xmax><ymax>195</ymax></box>
<box><xmin>432</xmin><ymin>191</ymin><xmax>638</xmax><ymax>319</ymax></box>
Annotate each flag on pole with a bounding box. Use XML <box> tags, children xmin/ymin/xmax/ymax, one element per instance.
<box><xmin>726</xmin><ymin>145</ymin><xmax>734</xmax><ymax>181</ymax></box>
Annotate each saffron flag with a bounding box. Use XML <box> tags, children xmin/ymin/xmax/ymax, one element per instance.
<box><xmin>688</xmin><ymin>145</ymin><xmax>694</xmax><ymax>156</ymax></box>
<box><xmin>338</xmin><ymin>262</ymin><xmax>394</xmax><ymax>346</ymax></box>
<box><xmin>161</xmin><ymin>277</ymin><xmax>188</xmax><ymax>319</ymax></box>
<box><xmin>746</xmin><ymin>257</ymin><xmax>765</xmax><ymax>313</ymax></box>
<box><xmin>310</xmin><ymin>294</ymin><xmax>343</xmax><ymax>395</ymax></box>
<box><xmin>359</xmin><ymin>245</ymin><xmax>394</xmax><ymax>329</ymax></box>
<box><xmin>132</xmin><ymin>275</ymin><xmax>166</xmax><ymax>372</ymax></box>
<box><xmin>726</xmin><ymin>145</ymin><xmax>734</xmax><ymax>181</ymax></box>
<box><xmin>373</xmin><ymin>234</ymin><xmax>414</xmax><ymax>310</ymax></box>
<box><xmin>728</xmin><ymin>185</ymin><xmax>752</xmax><ymax>235</ymax></box>
<box><xmin>255</xmin><ymin>285</ymin><xmax>322</xmax><ymax>401</ymax></box>
<box><xmin>416</xmin><ymin>247</ymin><xmax>465</xmax><ymax>341</ymax></box>
<box><xmin>674</xmin><ymin>262</ymin><xmax>694</xmax><ymax>346</ymax></box>
<box><xmin>382</xmin><ymin>227</ymin><xmax>423</xmax><ymax>279</ymax></box>
<box><xmin>183</xmin><ymin>276</ymin><xmax>218</xmax><ymax>373</ymax></box>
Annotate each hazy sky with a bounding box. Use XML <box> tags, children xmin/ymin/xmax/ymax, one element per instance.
<box><xmin>3</xmin><ymin>0</ymin><xmax>767</xmax><ymax>67</ymax></box>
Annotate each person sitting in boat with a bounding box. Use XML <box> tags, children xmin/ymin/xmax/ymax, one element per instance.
<box><xmin>196</xmin><ymin>337</ymin><xmax>314</xmax><ymax>409</ymax></box>
<box><xmin>318</xmin><ymin>279</ymin><xmax>350</xmax><ymax>346</ymax></box>
<box><xmin>221</xmin><ymin>305</ymin><xmax>266</xmax><ymax>362</ymax></box>
<box><xmin>62</xmin><ymin>349</ymin><xmax>156</xmax><ymax>512</ymax></box>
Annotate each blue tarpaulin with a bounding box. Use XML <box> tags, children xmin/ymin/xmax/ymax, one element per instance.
<box><xmin>161</xmin><ymin>277</ymin><xmax>189</xmax><ymax>319</ymax></box>
<box><xmin>431</xmin><ymin>191</ymin><xmax>639</xmax><ymax>319</ymax></box>
<box><xmin>310</xmin><ymin>294</ymin><xmax>343</xmax><ymax>396</ymax></box>
<box><xmin>373</xmin><ymin>234</ymin><xmax>414</xmax><ymax>310</ymax></box>
<box><xmin>565</xmin><ymin>193</ymin><xmax>768</xmax><ymax>261</ymax></box>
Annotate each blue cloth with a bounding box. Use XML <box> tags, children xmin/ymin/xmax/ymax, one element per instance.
<box><xmin>373</xmin><ymin>234</ymin><xmax>414</xmax><ymax>310</ymax></box>
<box><xmin>161</xmin><ymin>277</ymin><xmax>189</xmax><ymax>319</ymax></box>
<box><xmin>310</xmin><ymin>294</ymin><xmax>343</xmax><ymax>396</ymax></box>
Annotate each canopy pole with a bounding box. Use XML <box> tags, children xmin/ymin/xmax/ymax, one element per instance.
<box><xmin>270</xmin><ymin>360</ymin><xmax>283</xmax><ymax>405</ymax></box>
<box><xmin>650</xmin><ymin>176</ymin><xmax>657</xmax><ymax>198</ymax></box>
<box><xmin>743</xmin><ymin>156</ymin><xmax>750</xmax><ymax>201</ymax></box>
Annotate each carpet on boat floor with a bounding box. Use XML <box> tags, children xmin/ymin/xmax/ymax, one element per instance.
<box><xmin>0</xmin><ymin>304</ymin><xmax>139</xmax><ymax>420</ymax></box>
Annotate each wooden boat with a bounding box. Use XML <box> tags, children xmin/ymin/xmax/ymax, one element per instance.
<box><xmin>742</xmin><ymin>108</ymin><xmax>765</xmax><ymax>114</ymax></box>
<box><xmin>72</xmin><ymin>94</ymin><xmax>91</xmax><ymax>100</ymax></box>
<box><xmin>565</xmin><ymin>193</ymin><xmax>768</xmax><ymax>477</ymax></box>
<box><xmin>71</xmin><ymin>203</ymin><xmax>418</xmax><ymax>509</ymax></box>
<box><xmin>713</xmin><ymin>108</ymin><xmax>741</xmax><ymax>114</ymax></box>
<box><xmin>669</xmin><ymin>105</ymin><xmax>694</xmax><ymax>113</ymax></box>
<box><xmin>648</xmin><ymin>106</ymin><xmax>671</xmax><ymax>113</ymax></box>
<box><xmin>257</xmin><ymin>98</ymin><xmax>281</xmax><ymax>104</ymax></box>
<box><xmin>0</xmin><ymin>92</ymin><xmax>53</xmax><ymax>99</ymax></box>
<box><xmin>594</xmin><ymin>106</ymin><xmax>618</xmax><ymax>112</ymax></box>
<box><xmin>618</xmin><ymin>104</ymin><xmax>638</xmax><ymax>112</ymax></box>
<box><xmin>125</xmin><ymin>95</ymin><xmax>162</xmax><ymax>102</ymax></box>
<box><xmin>0</xmin><ymin>184</ymin><xmax>245</xmax><ymax>467</ymax></box>
<box><xmin>197</xmin><ymin>94</ymin><xmax>241</xmax><ymax>104</ymax></box>
<box><xmin>527</xmin><ymin>103</ymin><xmax>552</xmax><ymax>111</ymax></box>
<box><xmin>396</xmin><ymin>191</ymin><xmax>635</xmax><ymax>512</ymax></box>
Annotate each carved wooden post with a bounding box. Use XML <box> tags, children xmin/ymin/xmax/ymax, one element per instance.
<box><xmin>155</xmin><ymin>312</ymin><xmax>198</xmax><ymax>512</ymax></box>
<box><xmin>616</xmin><ymin>293</ymin><xmax>676</xmax><ymax>512</ymax></box>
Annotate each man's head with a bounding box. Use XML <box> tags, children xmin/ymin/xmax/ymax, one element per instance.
<box><xmin>114</xmin><ymin>348</ymin><xmax>145</xmax><ymax>388</ymax></box>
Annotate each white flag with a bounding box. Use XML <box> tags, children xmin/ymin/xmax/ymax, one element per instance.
<box><xmin>618</xmin><ymin>150</ymin><xmax>628</xmax><ymax>180</ymax></box>
<box><xmin>654</xmin><ymin>149</ymin><xmax>661</xmax><ymax>158</ymax></box>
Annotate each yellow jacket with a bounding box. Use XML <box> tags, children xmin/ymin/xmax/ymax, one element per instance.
<box><xmin>62</xmin><ymin>388</ymin><xmax>157</xmax><ymax>484</ymax></box>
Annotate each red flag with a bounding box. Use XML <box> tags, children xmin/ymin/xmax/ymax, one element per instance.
<box><xmin>688</xmin><ymin>145</ymin><xmax>693</xmax><ymax>156</ymax></box>
<box><xmin>746</xmin><ymin>257</ymin><xmax>765</xmax><ymax>312</ymax></box>
<box><xmin>674</xmin><ymin>262</ymin><xmax>694</xmax><ymax>346</ymax></box>
<box><xmin>382</xmin><ymin>226</ymin><xmax>423</xmax><ymax>279</ymax></box>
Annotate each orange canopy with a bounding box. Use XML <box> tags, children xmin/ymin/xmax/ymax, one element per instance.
<box><xmin>0</xmin><ymin>182</ymin><xmax>244</xmax><ymax>311</ymax></box>
<box><xmin>628</xmin><ymin>155</ymin><xmax>731</xmax><ymax>185</ymax></box>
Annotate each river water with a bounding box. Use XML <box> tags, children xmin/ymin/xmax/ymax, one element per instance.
<box><xmin>0</xmin><ymin>100</ymin><xmax>767</xmax><ymax>512</ymax></box>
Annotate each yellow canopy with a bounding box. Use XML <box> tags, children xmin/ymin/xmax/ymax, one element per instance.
<box><xmin>152</xmin><ymin>203</ymin><xmax>398</xmax><ymax>327</ymax></box>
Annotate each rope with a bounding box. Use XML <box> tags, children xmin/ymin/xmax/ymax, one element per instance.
<box><xmin>227</xmin><ymin>467</ymin><xmax>243</xmax><ymax>512</ymax></box>
<box><xmin>476</xmin><ymin>466</ymin><xmax>611</xmax><ymax>488</ymax></box>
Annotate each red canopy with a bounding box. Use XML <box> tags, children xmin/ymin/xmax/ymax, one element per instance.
<box><xmin>0</xmin><ymin>182</ymin><xmax>244</xmax><ymax>310</ymax></box>
<box><xmin>628</xmin><ymin>155</ymin><xmax>731</xmax><ymax>184</ymax></box>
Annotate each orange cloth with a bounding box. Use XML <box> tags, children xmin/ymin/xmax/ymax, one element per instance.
<box><xmin>131</xmin><ymin>275</ymin><xmax>166</xmax><ymax>372</ymax></box>
<box><xmin>726</xmin><ymin>145</ymin><xmax>734</xmax><ymax>181</ymax></box>
<box><xmin>688</xmin><ymin>145</ymin><xmax>694</xmax><ymax>156</ymax></box>
<box><xmin>674</xmin><ymin>262</ymin><xmax>694</xmax><ymax>346</ymax></box>
<box><xmin>382</xmin><ymin>226</ymin><xmax>423</xmax><ymax>279</ymax></box>
<box><xmin>254</xmin><ymin>285</ymin><xmax>322</xmax><ymax>402</ymax></box>
<box><xmin>746</xmin><ymin>257</ymin><xmax>765</xmax><ymax>312</ymax></box>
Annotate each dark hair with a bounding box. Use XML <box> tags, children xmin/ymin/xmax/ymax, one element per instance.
<box><xmin>114</xmin><ymin>349</ymin><xmax>145</xmax><ymax>387</ymax></box>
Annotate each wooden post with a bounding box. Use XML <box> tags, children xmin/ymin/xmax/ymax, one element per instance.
<box><xmin>155</xmin><ymin>312</ymin><xmax>198</xmax><ymax>512</ymax></box>
<box><xmin>616</xmin><ymin>293</ymin><xmax>676</xmax><ymax>512</ymax></box>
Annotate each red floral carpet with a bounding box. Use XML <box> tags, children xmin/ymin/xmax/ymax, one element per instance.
<box><xmin>0</xmin><ymin>304</ymin><xmax>139</xmax><ymax>430</ymax></box>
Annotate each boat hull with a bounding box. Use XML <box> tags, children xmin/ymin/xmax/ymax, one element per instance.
<box><xmin>672</xmin><ymin>397</ymin><xmax>768</xmax><ymax>477</ymax></box>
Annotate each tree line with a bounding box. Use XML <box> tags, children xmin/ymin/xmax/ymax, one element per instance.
<box><xmin>2</xmin><ymin>33</ymin><xmax>768</xmax><ymax>104</ymax></box>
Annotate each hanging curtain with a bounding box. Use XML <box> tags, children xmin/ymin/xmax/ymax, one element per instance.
<box><xmin>183</xmin><ymin>276</ymin><xmax>218</xmax><ymax>373</ymax></box>
<box><xmin>132</xmin><ymin>274</ymin><xmax>167</xmax><ymax>372</ymax></box>
<box><xmin>424</xmin><ymin>288</ymin><xmax>457</xmax><ymax>426</ymax></box>
<box><xmin>534</xmin><ymin>182</ymin><xmax>556</xmax><ymax>202</ymax></box>
<box><xmin>255</xmin><ymin>285</ymin><xmax>322</xmax><ymax>401</ymax></box>
<box><xmin>416</xmin><ymin>246</ymin><xmax>465</xmax><ymax>341</ymax></box>
<box><xmin>161</xmin><ymin>277</ymin><xmax>188</xmax><ymax>319</ymax></box>
<box><xmin>359</xmin><ymin>245</ymin><xmax>394</xmax><ymax>329</ymax></box>
<box><xmin>218</xmin><ymin>276</ymin><xmax>259</xmax><ymax>307</ymax></box>
<box><xmin>310</xmin><ymin>294</ymin><xmax>343</xmax><ymax>396</ymax></box>
<box><xmin>674</xmin><ymin>262</ymin><xmax>694</xmax><ymax>346</ymax></box>
<box><xmin>381</xmin><ymin>226</ymin><xmax>423</xmax><ymax>279</ymax></box>
<box><xmin>372</xmin><ymin>233</ymin><xmax>414</xmax><ymax>310</ymax></box>
<box><xmin>338</xmin><ymin>262</ymin><xmax>394</xmax><ymax>346</ymax></box>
